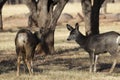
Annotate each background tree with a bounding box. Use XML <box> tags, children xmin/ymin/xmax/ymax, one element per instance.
<box><xmin>25</xmin><ymin>0</ymin><xmax>69</xmax><ymax>55</ymax></box>
<box><xmin>81</xmin><ymin>0</ymin><xmax>105</xmax><ymax>36</ymax></box>
<box><xmin>101</xmin><ymin>0</ymin><xmax>114</xmax><ymax>14</ymax></box>
<box><xmin>0</xmin><ymin>0</ymin><xmax>7</xmax><ymax>30</ymax></box>
<box><xmin>7</xmin><ymin>0</ymin><xmax>24</xmax><ymax>4</ymax></box>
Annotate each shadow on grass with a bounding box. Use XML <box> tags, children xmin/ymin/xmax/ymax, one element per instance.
<box><xmin>56</xmin><ymin>46</ymin><xmax>82</xmax><ymax>54</ymax></box>
<box><xmin>1</xmin><ymin>47</ymin><xmax>120</xmax><ymax>74</ymax></box>
<box><xmin>98</xmin><ymin>63</ymin><xmax>120</xmax><ymax>73</ymax></box>
<box><xmin>35</xmin><ymin>47</ymin><xmax>120</xmax><ymax>73</ymax></box>
<box><xmin>0</xmin><ymin>57</ymin><xmax>16</xmax><ymax>74</ymax></box>
<box><xmin>0</xmin><ymin>54</ymin><xmax>43</xmax><ymax>75</ymax></box>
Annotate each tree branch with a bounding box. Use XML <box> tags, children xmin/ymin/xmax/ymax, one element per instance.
<box><xmin>0</xmin><ymin>0</ymin><xmax>7</xmax><ymax>9</ymax></box>
<box><xmin>91</xmin><ymin>0</ymin><xmax>105</xmax><ymax>35</ymax></box>
<box><xmin>25</xmin><ymin>0</ymin><xmax>38</xmax><ymax>13</ymax></box>
<box><xmin>0</xmin><ymin>0</ymin><xmax>7</xmax><ymax>30</ymax></box>
<box><xmin>49</xmin><ymin>0</ymin><xmax>69</xmax><ymax>30</ymax></box>
<box><xmin>93</xmin><ymin>0</ymin><xmax>104</xmax><ymax>9</ymax></box>
<box><xmin>81</xmin><ymin>0</ymin><xmax>92</xmax><ymax>35</ymax></box>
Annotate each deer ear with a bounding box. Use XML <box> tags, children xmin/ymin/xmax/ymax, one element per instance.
<box><xmin>75</xmin><ymin>23</ymin><xmax>79</xmax><ymax>30</ymax></box>
<box><xmin>66</xmin><ymin>24</ymin><xmax>74</xmax><ymax>31</ymax></box>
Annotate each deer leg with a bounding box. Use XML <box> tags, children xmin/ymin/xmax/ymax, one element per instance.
<box><xmin>17</xmin><ymin>56</ymin><xmax>21</xmax><ymax>76</ymax></box>
<box><xmin>109</xmin><ymin>59</ymin><xmax>117</xmax><ymax>73</ymax></box>
<box><xmin>93</xmin><ymin>55</ymin><xmax>99</xmax><ymax>72</ymax></box>
<box><xmin>23</xmin><ymin>59</ymin><xmax>27</xmax><ymax>73</ymax></box>
<box><xmin>89</xmin><ymin>52</ymin><xmax>95</xmax><ymax>72</ymax></box>
<box><xmin>30</xmin><ymin>59</ymin><xmax>33</xmax><ymax>74</ymax></box>
<box><xmin>25</xmin><ymin>59</ymin><xmax>32</xmax><ymax>75</ymax></box>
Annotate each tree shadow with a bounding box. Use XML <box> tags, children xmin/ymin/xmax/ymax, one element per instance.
<box><xmin>35</xmin><ymin>47</ymin><xmax>120</xmax><ymax>73</ymax></box>
<box><xmin>56</xmin><ymin>46</ymin><xmax>84</xmax><ymax>54</ymax></box>
<box><xmin>98</xmin><ymin>63</ymin><xmax>120</xmax><ymax>73</ymax></box>
<box><xmin>0</xmin><ymin>54</ymin><xmax>43</xmax><ymax>75</ymax></box>
<box><xmin>0</xmin><ymin>58</ymin><xmax>16</xmax><ymax>74</ymax></box>
<box><xmin>1</xmin><ymin>47</ymin><xmax>120</xmax><ymax>74</ymax></box>
<box><xmin>33</xmin><ymin>47</ymin><xmax>90</xmax><ymax>72</ymax></box>
<box><xmin>35</xmin><ymin>56</ymin><xmax>90</xmax><ymax>71</ymax></box>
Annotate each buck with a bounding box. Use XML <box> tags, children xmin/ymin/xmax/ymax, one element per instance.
<box><xmin>15</xmin><ymin>29</ymin><xmax>42</xmax><ymax>76</ymax></box>
<box><xmin>66</xmin><ymin>23</ymin><xmax>120</xmax><ymax>73</ymax></box>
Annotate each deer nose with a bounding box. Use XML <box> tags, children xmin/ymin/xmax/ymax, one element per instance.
<box><xmin>67</xmin><ymin>38</ymin><xmax>70</xmax><ymax>41</ymax></box>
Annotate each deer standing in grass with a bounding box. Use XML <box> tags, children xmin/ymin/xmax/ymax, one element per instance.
<box><xmin>67</xmin><ymin>23</ymin><xmax>120</xmax><ymax>73</ymax></box>
<box><xmin>15</xmin><ymin>29</ymin><xmax>41</xmax><ymax>76</ymax></box>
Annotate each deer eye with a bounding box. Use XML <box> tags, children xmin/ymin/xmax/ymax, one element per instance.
<box><xmin>72</xmin><ymin>32</ymin><xmax>75</xmax><ymax>34</ymax></box>
<box><xmin>71</xmin><ymin>30</ymin><xmax>76</xmax><ymax>34</ymax></box>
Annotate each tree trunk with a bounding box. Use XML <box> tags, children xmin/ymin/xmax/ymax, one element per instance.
<box><xmin>41</xmin><ymin>29</ymin><xmax>55</xmax><ymax>55</ymax></box>
<box><xmin>25</xmin><ymin>0</ymin><xmax>69</xmax><ymax>55</ymax></box>
<box><xmin>81</xmin><ymin>0</ymin><xmax>104</xmax><ymax>36</ymax></box>
<box><xmin>15</xmin><ymin>0</ymin><xmax>19</xmax><ymax>4</ymax></box>
<box><xmin>81</xmin><ymin>0</ymin><xmax>92</xmax><ymax>36</ymax></box>
<box><xmin>0</xmin><ymin>10</ymin><xmax>3</xmax><ymax>30</ymax></box>
<box><xmin>102</xmin><ymin>1</ymin><xmax>107</xmax><ymax>14</ymax></box>
<box><xmin>91</xmin><ymin>0</ymin><xmax>104</xmax><ymax>35</ymax></box>
<box><xmin>0</xmin><ymin>0</ymin><xmax>7</xmax><ymax>30</ymax></box>
<box><xmin>25</xmin><ymin>0</ymin><xmax>38</xmax><ymax>27</ymax></box>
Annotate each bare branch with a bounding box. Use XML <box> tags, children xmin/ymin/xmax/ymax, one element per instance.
<box><xmin>0</xmin><ymin>0</ymin><xmax>7</xmax><ymax>9</ymax></box>
<box><xmin>49</xmin><ymin>0</ymin><xmax>69</xmax><ymax>30</ymax></box>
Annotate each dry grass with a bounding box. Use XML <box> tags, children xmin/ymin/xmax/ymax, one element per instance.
<box><xmin>0</xmin><ymin>25</ymin><xmax>120</xmax><ymax>80</ymax></box>
<box><xmin>0</xmin><ymin>32</ymin><xmax>15</xmax><ymax>52</ymax></box>
<box><xmin>0</xmin><ymin>3</ymin><xmax>120</xmax><ymax>80</ymax></box>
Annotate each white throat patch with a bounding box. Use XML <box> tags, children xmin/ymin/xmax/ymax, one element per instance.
<box><xmin>116</xmin><ymin>36</ymin><xmax>120</xmax><ymax>44</ymax></box>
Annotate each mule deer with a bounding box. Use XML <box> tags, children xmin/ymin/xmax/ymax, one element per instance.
<box><xmin>66</xmin><ymin>23</ymin><xmax>120</xmax><ymax>73</ymax></box>
<box><xmin>15</xmin><ymin>29</ymin><xmax>40</xmax><ymax>76</ymax></box>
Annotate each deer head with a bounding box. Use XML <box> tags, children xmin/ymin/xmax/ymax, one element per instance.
<box><xmin>66</xmin><ymin>23</ymin><xmax>80</xmax><ymax>41</ymax></box>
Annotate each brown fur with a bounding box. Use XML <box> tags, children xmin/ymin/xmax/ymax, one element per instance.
<box><xmin>15</xmin><ymin>29</ymin><xmax>39</xmax><ymax>76</ymax></box>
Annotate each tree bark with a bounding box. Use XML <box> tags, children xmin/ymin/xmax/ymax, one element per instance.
<box><xmin>0</xmin><ymin>10</ymin><xmax>3</xmax><ymax>30</ymax></box>
<box><xmin>0</xmin><ymin>0</ymin><xmax>7</xmax><ymax>30</ymax></box>
<box><xmin>25</xmin><ymin>0</ymin><xmax>69</xmax><ymax>55</ymax></box>
<box><xmin>81</xmin><ymin>0</ymin><xmax>104</xmax><ymax>36</ymax></box>
<box><xmin>25</xmin><ymin>0</ymin><xmax>38</xmax><ymax>27</ymax></box>
<box><xmin>81</xmin><ymin>0</ymin><xmax>92</xmax><ymax>36</ymax></box>
<box><xmin>91</xmin><ymin>0</ymin><xmax>104</xmax><ymax>35</ymax></box>
<box><xmin>42</xmin><ymin>0</ymin><xmax>68</xmax><ymax>54</ymax></box>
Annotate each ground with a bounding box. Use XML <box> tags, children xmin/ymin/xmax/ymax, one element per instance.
<box><xmin>0</xmin><ymin>3</ymin><xmax>120</xmax><ymax>80</ymax></box>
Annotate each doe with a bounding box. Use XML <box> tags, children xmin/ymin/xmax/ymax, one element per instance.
<box><xmin>67</xmin><ymin>23</ymin><xmax>120</xmax><ymax>73</ymax></box>
<box><xmin>15</xmin><ymin>29</ymin><xmax>40</xmax><ymax>76</ymax></box>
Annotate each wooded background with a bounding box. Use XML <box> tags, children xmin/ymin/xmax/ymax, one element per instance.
<box><xmin>0</xmin><ymin>0</ymin><xmax>120</xmax><ymax>55</ymax></box>
<box><xmin>6</xmin><ymin>0</ymin><xmax>120</xmax><ymax>5</ymax></box>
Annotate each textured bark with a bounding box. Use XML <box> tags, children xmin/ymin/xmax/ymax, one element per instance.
<box><xmin>0</xmin><ymin>10</ymin><xmax>3</xmax><ymax>30</ymax></box>
<box><xmin>81</xmin><ymin>0</ymin><xmax>92</xmax><ymax>36</ymax></box>
<box><xmin>25</xmin><ymin>0</ymin><xmax>69</xmax><ymax>54</ymax></box>
<box><xmin>25</xmin><ymin>0</ymin><xmax>38</xmax><ymax>27</ymax></box>
<box><xmin>81</xmin><ymin>0</ymin><xmax>104</xmax><ymax>36</ymax></box>
<box><xmin>0</xmin><ymin>0</ymin><xmax>7</xmax><ymax>30</ymax></box>
<box><xmin>91</xmin><ymin>0</ymin><xmax>105</xmax><ymax>35</ymax></box>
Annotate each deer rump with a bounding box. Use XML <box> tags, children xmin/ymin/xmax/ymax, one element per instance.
<box><xmin>15</xmin><ymin>29</ymin><xmax>39</xmax><ymax>76</ymax></box>
<box><xmin>15</xmin><ymin>29</ymin><xmax>37</xmax><ymax>58</ymax></box>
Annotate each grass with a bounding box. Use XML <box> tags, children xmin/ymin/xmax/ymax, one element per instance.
<box><xmin>0</xmin><ymin>32</ymin><xmax>16</xmax><ymax>52</ymax></box>
<box><xmin>0</xmin><ymin>26</ymin><xmax>120</xmax><ymax>80</ymax></box>
<box><xmin>0</xmin><ymin>3</ymin><xmax>120</xmax><ymax>80</ymax></box>
<box><xmin>0</xmin><ymin>70</ymin><xmax>120</xmax><ymax>80</ymax></box>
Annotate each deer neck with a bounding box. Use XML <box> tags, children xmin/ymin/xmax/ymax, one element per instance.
<box><xmin>75</xmin><ymin>32</ymin><xmax>87</xmax><ymax>48</ymax></box>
